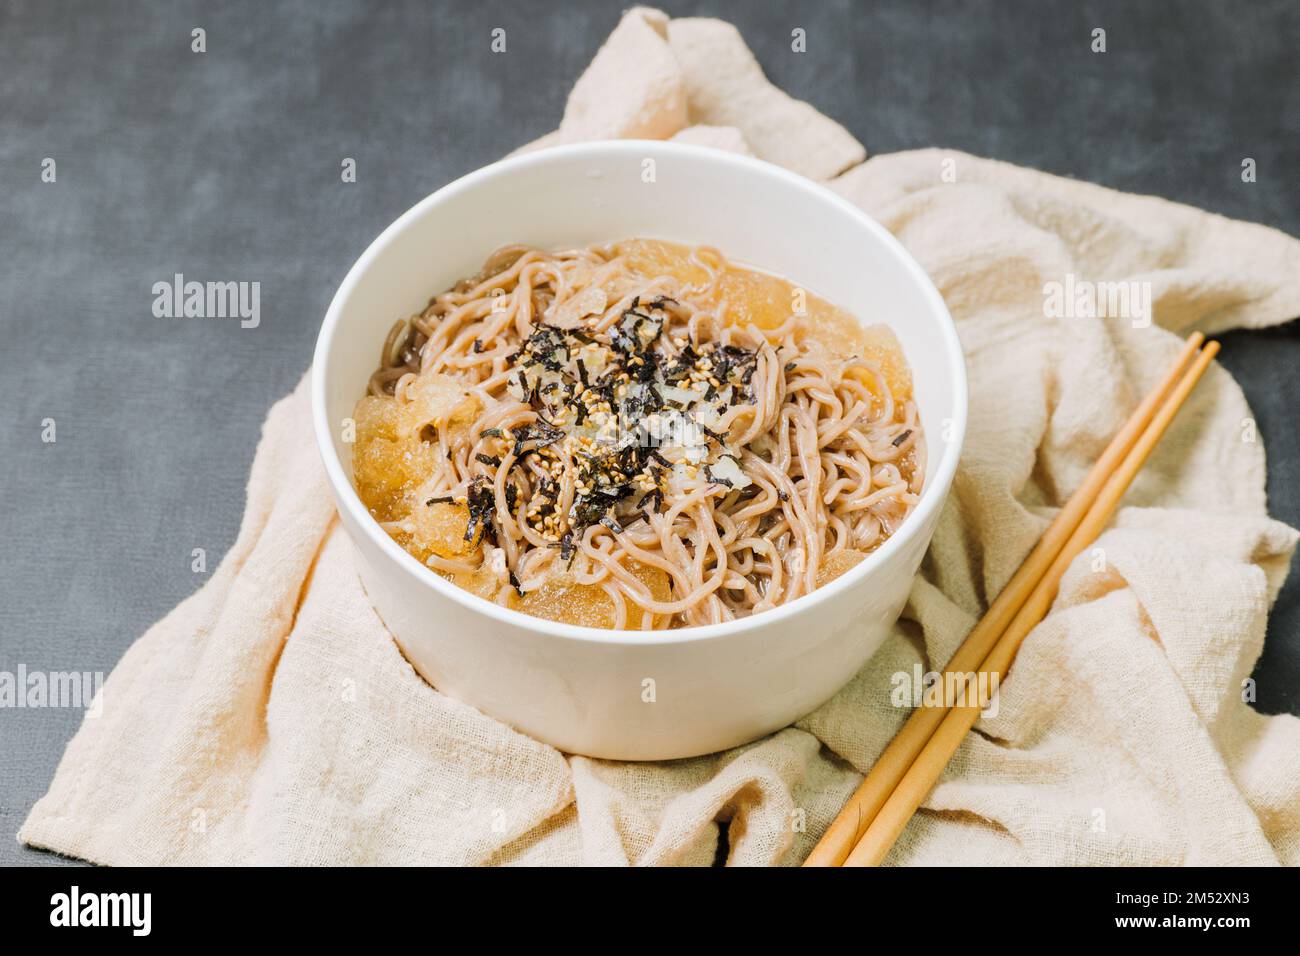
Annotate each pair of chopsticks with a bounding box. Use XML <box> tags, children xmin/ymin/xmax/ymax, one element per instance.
<box><xmin>805</xmin><ymin>332</ymin><xmax>1219</xmax><ymax>867</ymax></box>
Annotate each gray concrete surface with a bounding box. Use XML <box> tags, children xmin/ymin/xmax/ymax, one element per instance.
<box><xmin>1</xmin><ymin>0</ymin><xmax>1296</xmax><ymax>866</ymax></box>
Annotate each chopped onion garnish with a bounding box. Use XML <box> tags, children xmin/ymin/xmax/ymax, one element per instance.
<box><xmin>708</xmin><ymin>455</ymin><xmax>750</xmax><ymax>489</ymax></box>
<box><xmin>655</xmin><ymin>382</ymin><xmax>701</xmax><ymax>406</ymax></box>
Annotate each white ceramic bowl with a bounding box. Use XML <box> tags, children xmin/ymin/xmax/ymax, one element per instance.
<box><xmin>313</xmin><ymin>141</ymin><xmax>966</xmax><ymax>760</ymax></box>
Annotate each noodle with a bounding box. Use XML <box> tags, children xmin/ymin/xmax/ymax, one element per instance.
<box><xmin>351</xmin><ymin>240</ymin><xmax>924</xmax><ymax>629</ymax></box>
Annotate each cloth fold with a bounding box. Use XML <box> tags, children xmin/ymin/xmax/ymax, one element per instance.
<box><xmin>23</xmin><ymin>7</ymin><xmax>1300</xmax><ymax>866</ymax></box>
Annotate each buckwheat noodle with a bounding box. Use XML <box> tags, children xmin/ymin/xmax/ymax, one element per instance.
<box><xmin>361</xmin><ymin>241</ymin><xmax>924</xmax><ymax>629</ymax></box>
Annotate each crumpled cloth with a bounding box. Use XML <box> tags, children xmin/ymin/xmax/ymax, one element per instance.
<box><xmin>23</xmin><ymin>7</ymin><xmax>1300</xmax><ymax>866</ymax></box>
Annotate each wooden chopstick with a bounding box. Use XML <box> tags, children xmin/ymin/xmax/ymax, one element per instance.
<box><xmin>804</xmin><ymin>332</ymin><xmax>1208</xmax><ymax>867</ymax></box>
<box><xmin>842</xmin><ymin>339</ymin><xmax>1220</xmax><ymax>867</ymax></box>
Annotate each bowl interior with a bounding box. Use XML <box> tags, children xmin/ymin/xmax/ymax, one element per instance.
<box><xmin>315</xmin><ymin>141</ymin><xmax>965</xmax><ymax>632</ymax></box>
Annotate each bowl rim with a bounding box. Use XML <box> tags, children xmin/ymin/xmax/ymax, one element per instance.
<box><xmin>312</xmin><ymin>139</ymin><xmax>967</xmax><ymax>646</ymax></box>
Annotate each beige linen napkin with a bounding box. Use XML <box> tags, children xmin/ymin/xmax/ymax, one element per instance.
<box><xmin>23</xmin><ymin>8</ymin><xmax>1300</xmax><ymax>866</ymax></box>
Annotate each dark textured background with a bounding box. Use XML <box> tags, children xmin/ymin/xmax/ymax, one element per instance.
<box><xmin>1</xmin><ymin>0</ymin><xmax>1296</xmax><ymax>866</ymax></box>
